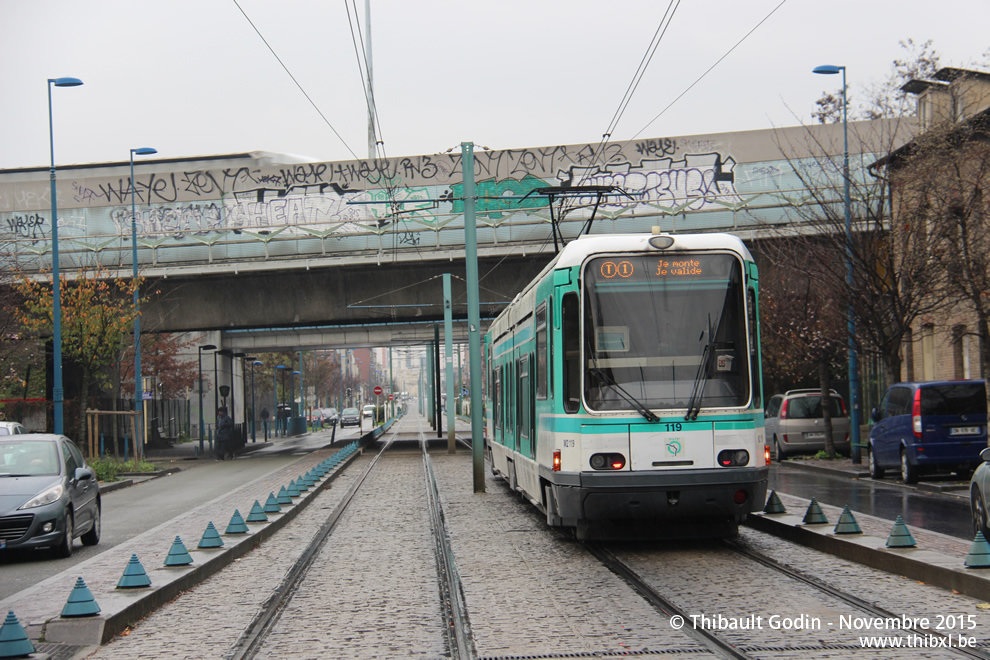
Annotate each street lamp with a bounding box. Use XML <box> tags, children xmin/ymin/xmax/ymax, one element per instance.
<box><xmin>129</xmin><ymin>147</ymin><xmax>156</xmax><ymax>448</ymax></box>
<box><xmin>47</xmin><ymin>76</ymin><xmax>83</xmax><ymax>434</ymax></box>
<box><xmin>814</xmin><ymin>63</ymin><xmax>862</xmax><ymax>463</ymax></box>
<box><xmin>251</xmin><ymin>360</ymin><xmax>262</xmax><ymax>442</ymax></box>
<box><xmin>198</xmin><ymin>343</ymin><xmax>217</xmax><ymax>454</ymax></box>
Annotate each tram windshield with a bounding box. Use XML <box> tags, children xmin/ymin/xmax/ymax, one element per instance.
<box><xmin>583</xmin><ymin>253</ymin><xmax>749</xmax><ymax>413</ymax></box>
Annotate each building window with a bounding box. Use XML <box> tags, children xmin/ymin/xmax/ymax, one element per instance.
<box><xmin>922</xmin><ymin>324</ymin><xmax>935</xmax><ymax>380</ymax></box>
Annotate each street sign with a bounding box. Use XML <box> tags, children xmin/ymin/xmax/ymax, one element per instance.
<box><xmin>388</xmin><ymin>394</ymin><xmax>394</xmax><ymax>400</ymax></box>
<box><xmin>142</xmin><ymin>391</ymin><xmax>152</xmax><ymax>400</ymax></box>
<box><xmin>373</xmin><ymin>386</ymin><xmax>383</xmax><ymax>396</ymax></box>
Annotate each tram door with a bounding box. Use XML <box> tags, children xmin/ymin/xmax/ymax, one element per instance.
<box><xmin>518</xmin><ymin>356</ymin><xmax>532</xmax><ymax>458</ymax></box>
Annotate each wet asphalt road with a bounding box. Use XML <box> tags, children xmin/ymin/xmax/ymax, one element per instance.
<box><xmin>770</xmin><ymin>463</ymin><xmax>973</xmax><ymax>539</ymax></box>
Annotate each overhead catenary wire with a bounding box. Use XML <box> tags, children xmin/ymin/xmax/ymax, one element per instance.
<box><xmin>231</xmin><ymin>0</ymin><xmax>359</xmax><ymax>161</ymax></box>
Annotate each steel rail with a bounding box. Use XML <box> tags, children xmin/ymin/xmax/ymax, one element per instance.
<box><xmin>227</xmin><ymin>432</ymin><xmax>396</xmax><ymax>660</ymax></box>
<box><xmin>724</xmin><ymin>538</ymin><xmax>990</xmax><ymax>660</ymax></box>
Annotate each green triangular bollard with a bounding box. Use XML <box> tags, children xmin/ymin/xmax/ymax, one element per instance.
<box><xmin>763</xmin><ymin>490</ymin><xmax>786</xmax><ymax>514</ymax></box>
<box><xmin>117</xmin><ymin>554</ymin><xmax>152</xmax><ymax>588</ymax></box>
<box><xmin>0</xmin><ymin>610</ymin><xmax>36</xmax><ymax>657</ymax></box>
<box><xmin>886</xmin><ymin>515</ymin><xmax>917</xmax><ymax>548</ymax></box>
<box><xmin>225</xmin><ymin>510</ymin><xmax>249</xmax><ymax>534</ymax></box>
<box><xmin>276</xmin><ymin>486</ymin><xmax>292</xmax><ymax>505</ymax></box>
<box><xmin>198</xmin><ymin>521</ymin><xmax>224</xmax><ymax>549</ymax></box>
<box><xmin>246</xmin><ymin>500</ymin><xmax>268</xmax><ymax>523</ymax></box>
<box><xmin>61</xmin><ymin>577</ymin><xmax>101</xmax><ymax>617</ymax></box>
<box><xmin>802</xmin><ymin>498</ymin><xmax>828</xmax><ymax>524</ymax></box>
<box><xmin>295</xmin><ymin>475</ymin><xmax>310</xmax><ymax>492</ymax></box>
<box><xmin>965</xmin><ymin>531</ymin><xmax>990</xmax><ymax>568</ymax></box>
<box><xmin>286</xmin><ymin>480</ymin><xmax>301</xmax><ymax>497</ymax></box>
<box><xmin>164</xmin><ymin>536</ymin><xmax>193</xmax><ymax>566</ymax></box>
<box><xmin>833</xmin><ymin>505</ymin><xmax>862</xmax><ymax>534</ymax></box>
<box><xmin>263</xmin><ymin>492</ymin><xmax>282</xmax><ymax>513</ymax></box>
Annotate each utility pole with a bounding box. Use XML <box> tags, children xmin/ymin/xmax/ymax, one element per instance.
<box><xmin>365</xmin><ymin>0</ymin><xmax>376</xmax><ymax>159</ymax></box>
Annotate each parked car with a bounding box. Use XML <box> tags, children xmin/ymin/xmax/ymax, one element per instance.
<box><xmin>320</xmin><ymin>408</ymin><xmax>339</xmax><ymax>426</ymax></box>
<box><xmin>339</xmin><ymin>408</ymin><xmax>361</xmax><ymax>428</ymax></box>
<box><xmin>0</xmin><ymin>433</ymin><xmax>101</xmax><ymax>558</ymax></box>
<box><xmin>0</xmin><ymin>421</ymin><xmax>28</xmax><ymax>435</ymax></box>
<box><xmin>362</xmin><ymin>404</ymin><xmax>376</xmax><ymax>420</ymax></box>
<box><xmin>764</xmin><ymin>389</ymin><xmax>850</xmax><ymax>460</ymax></box>
<box><xmin>870</xmin><ymin>379</ymin><xmax>987</xmax><ymax>484</ymax></box>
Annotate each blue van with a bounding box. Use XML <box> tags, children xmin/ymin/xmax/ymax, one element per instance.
<box><xmin>869</xmin><ymin>380</ymin><xmax>987</xmax><ymax>484</ymax></box>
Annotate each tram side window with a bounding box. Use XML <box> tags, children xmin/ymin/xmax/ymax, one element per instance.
<box><xmin>493</xmin><ymin>368</ymin><xmax>501</xmax><ymax>432</ymax></box>
<box><xmin>536</xmin><ymin>303</ymin><xmax>548</xmax><ymax>400</ymax></box>
<box><xmin>562</xmin><ymin>292</ymin><xmax>580</xmax><ymax>413</ymax></box>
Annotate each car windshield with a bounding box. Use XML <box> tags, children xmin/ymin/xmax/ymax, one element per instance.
<box><xmin>343</xmin><ymin>408</ymin><xmax>358</xmax><ymax>415</ymax></box>
<box><xmin>0</xmin><ymin>440</ymin><xmax>60</xmax><ymax>476</ymax></box>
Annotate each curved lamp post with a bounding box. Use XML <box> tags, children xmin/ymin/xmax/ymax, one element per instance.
<box><xmin>129</xmin><ymin>147</ymin><xmax>156</xmax><ymax>450</ymax></box>
<box><xmin>813</xmin><ymin>63</ymin><xmax>861</xmax><ymax>463</ymax></box>
<box><xmin>198</xmin><ymin>343</ymin><xmax>216</xmax><ymax>454</ymax></box>
<box><xmin>47</xmin><ymin>76</ymin><xmax>83</xmax><ymax>434</ymax></box>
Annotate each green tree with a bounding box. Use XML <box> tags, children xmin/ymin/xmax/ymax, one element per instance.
<box><xmin>14</xmin><ymin>265</ymin><xmax>145</xmax><ymax>440</ymax></box>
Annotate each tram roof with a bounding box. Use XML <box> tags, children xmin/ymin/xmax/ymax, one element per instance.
<box><xmin>554</xmin><ymin>232</ymin><xmax>754</xmax><ymax>269</ymax></box>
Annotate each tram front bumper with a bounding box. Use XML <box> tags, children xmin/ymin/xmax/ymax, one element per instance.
<box><xmin>549</xmin><ymin>466</ymin><xmax>768</xmax><ymax>524</ymax></box>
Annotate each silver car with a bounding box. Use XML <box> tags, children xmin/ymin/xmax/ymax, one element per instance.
<box><xmin>0</xmin><ymin>434</ymin><xmax>101</xmax><ymax>558</ymax></box>
<box><xmin>764</xmin><ymin>389</ymin><xmax>851</xmax><ymax>460</ymax></box>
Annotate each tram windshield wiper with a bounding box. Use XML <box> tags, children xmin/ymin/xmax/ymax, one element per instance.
<box><xmin>589</xmin><ymin>367</ymin><xmax>659</xmax><ymax>422</ymax></box>
<box><xmin>685</xmin><ymin>313</ymin><xmax>719</xmax><ymax>421</ymax></box>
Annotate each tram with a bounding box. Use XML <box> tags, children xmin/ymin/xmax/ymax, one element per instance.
<box><xmin>484</xmin><ymin>230</ymin><xmax>769</xmax><ymax>539</ymax></box>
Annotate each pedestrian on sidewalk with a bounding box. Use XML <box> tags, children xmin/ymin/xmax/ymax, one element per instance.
<box><xmin>216</xmin><ymin>406</ymin><xmax>234</xmax><ymax>460</ymax></box>
<box><xmin>261</xmin><ymin>407</ymin><xmax>270</xmax><ymax>441</ymax></box>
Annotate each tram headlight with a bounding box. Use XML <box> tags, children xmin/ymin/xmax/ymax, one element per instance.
<box><xmin>717</xmin><ymin>449</ymin><xmax>750</xmax><ymax>467</ymax></box>
<box><xmin>590</xmin><ymin>453</ymin><xmax>626</xmax><ymax>470</ymax></box>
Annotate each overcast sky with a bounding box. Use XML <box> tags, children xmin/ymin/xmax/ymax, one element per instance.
<box><xmin>2</xmin><ymin>0</ymin><xmax>988</xmax><ymax>171</ymax></box>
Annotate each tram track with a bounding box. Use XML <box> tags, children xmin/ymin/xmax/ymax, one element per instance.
<box><xmin>222</xmin><ymin>419</ymin><xmax>477</xmax><ymax>659</ymax></box>
<box><xmin>589</xmin><ymin>534</ymin><xmax>990</xmax><ymax>660</ymax></box>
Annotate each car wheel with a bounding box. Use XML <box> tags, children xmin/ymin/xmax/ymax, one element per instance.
<box><xmin>81</xmin><ymin>501</ymin><xmax>101</xmax><ymax>546</ymax></box>
<box><xmin>972</xmin><ymin>485</ymin><xmax>990</xmax><ymax>539</ymax></box>
<box><xmin>53</xmin><ymin>511</ymin><xmax>74</xmax><ymax>558</ymax></box>
<box><xmin>900</xmin><ymin>450</ymin><xmax>919</xmax><ymax>485</ymax></box>
<box><xmin>868</xmin><ymin>444</ymin><xmax>885</xmax><ymax>480</ymax></box>
<box><xmin>774</xmin><ymin>437</ymin><xmax>786</xmax><ymax>462</ymax></box>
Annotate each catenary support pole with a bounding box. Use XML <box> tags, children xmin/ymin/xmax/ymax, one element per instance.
<box><xmin>434</xmin><ymin>322</ymin><xmax>442</xmax><ymax>439</ymax></box>
<box><xmin>444</xmin><ymin>273</ymin><xmax>455</xmax><ymax>453</ymax></box>
<box><xmin>462</xmin><ymin>142</ymin><xmax>485</xmax><ymax>492</ymax></box>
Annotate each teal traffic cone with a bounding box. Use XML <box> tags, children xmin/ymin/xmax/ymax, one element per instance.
<box><xmin>833</xmin><ymin>506</ymin><xmax>862</xmax><ymax>534</ymax></box>
<box><xmin>763</xmin><ymin>490</ymin><xmax>786</xmax><ymax>514</ymax></box>
<box><xmin>0</xmin><ymin>610</ymin><xmax>35</xmax><ymax>657</ymax></box>
<box><xmin>965</xmin><ymin>531</ymin><xmax>990</xmax><ymax>568</ymax></box>
<box><xmin>116</xmin><ymin>554</ymin><xmax>152</xmax><ymax>588</ymax></box>
<box><xmin>198</xmin><ymin>521</ymin><xmax>224</xmax><ymax>549</ymax></box>
<box><xmin>263</xmin><ymin>492</ymin><xmax>281</xmax><ymax>514</ymax></box>
<box><xmin>246</xmin><ymin>500</ymin><xmax>268</xmax><ymax>523</ymax></box>
<box><xmin>802</xmin><ymin>498</ymin><xmax>828</xmax><ymax>524</ymax></box>
<box><xmin>225</xmin><ymin>510</ymin><xmax>249</xmax><ymax>534</ymax></box>
<box><xmin>164</xmin><ymin>536</ymin><xmax>193</xmax><ymax>566</ymax></box>
<box><xmin>886</xmin><ymin>515</ymin><xmax>917</xmax><ymax>548</ymax></box>
<box><xmin>61</xmin><ymin>577</ymin><xmax>101</xmax><ymax>617</ymax></box>
<box><xmin>276</xmin><ymin>486</ymin><xmax>292</xmax><ymax>505</ymax></box>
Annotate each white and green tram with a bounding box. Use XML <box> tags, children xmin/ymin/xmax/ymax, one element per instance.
<box><xmin>485</xmin><ymin>231</ymin><xmax>768</xmax><ymax>539</ymax></box>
